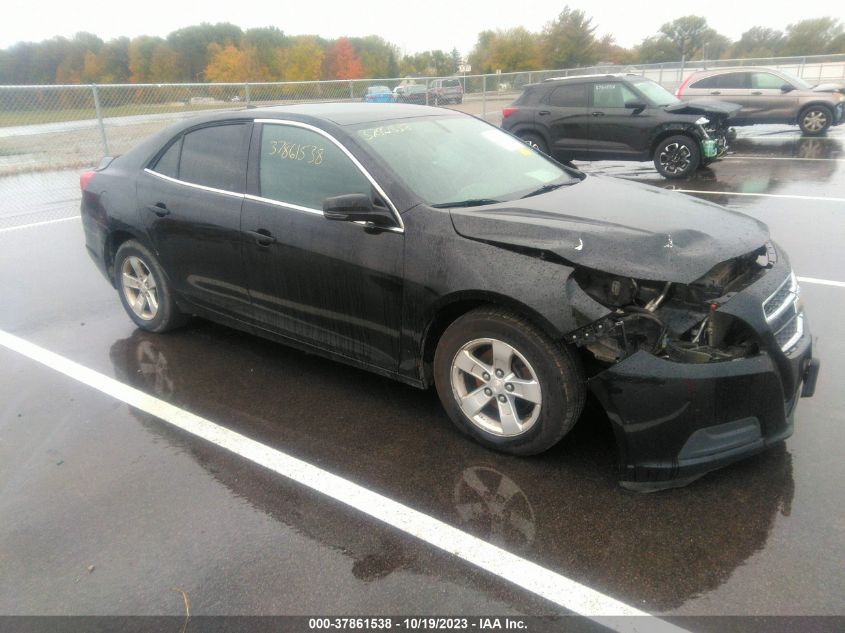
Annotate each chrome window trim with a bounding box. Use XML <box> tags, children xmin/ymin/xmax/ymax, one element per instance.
<box><xmin>254</xmin><ymin>118</ymin><xmax>405</xmax><ymax>232</ymax></box>
<box><xmin>143</xmin><ymin>168</ymin><xmax>246</xmax><ymax>199</ymax></box>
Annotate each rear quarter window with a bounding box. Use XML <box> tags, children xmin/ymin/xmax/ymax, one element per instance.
<box><xmin>152</xmin><ymin>138</ymin><xmax>181</xmax><ymax>178</ymax></box>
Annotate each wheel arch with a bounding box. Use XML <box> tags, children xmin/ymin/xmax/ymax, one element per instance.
<box><xmin>796</xmin><ymin>101</ymin><xmax>835</xmax><ymax>123</ymax></box>
<box><xmin>420</xmin><ymin>291</ymin><xmax>562</xmax><ymax>386</ymax></box>
<box><xmin>104</xmin><ymin>227</ymin><xmax>153</xmax><ymax>287</ymax></box>
<box><xmin>648</xmin><ymin>125</ymin><xmax>699</xmax><ymax>158</ymax></box>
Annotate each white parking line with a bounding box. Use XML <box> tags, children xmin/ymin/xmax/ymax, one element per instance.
<box><xmin>673</xmin><ymin>190</ymin><xmax>845</xmax><ymax>202</ymax></box>
<box><xmin>798</xmin><ymin>276</ymin><xmax>845</xmax><ymax>289</ymax></box>
<box><xmin>0</xmin><ymin>329</ymin><xmax>686</xmax><ymax>633</ymax></box>
<box><xmin>726</xmin><ymin>156</ymin><xmax>845</xmax><ymax>162</ymax></box>
<box><xmin>0</xmin><ymin>215</ymin><xmax>80</xmax><ymax>234</ymax></box>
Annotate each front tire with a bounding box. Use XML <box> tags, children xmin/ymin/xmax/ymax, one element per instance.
<box><xmin>114</xmin><ymin>239</ymin><xmax>188</xmax><ymax>333</ymax></box>
<box><xmin>518</xmin><ymin>132</ymin><xmax>549</xmax><ymax>155</ymax></box>
<box><xmin>654</xmin><ymin>135</ymin><xmax>700</xmax><ymax>179</ymax></box>
<box><xmin>433</xmin><ymin>307</ymin><xmax>585</xmax><ymax>456</ymax></box>
<box><xmin>798</xmin><ymin>105</ymin><xmax>832</xmax><ymax>136</ymax></box>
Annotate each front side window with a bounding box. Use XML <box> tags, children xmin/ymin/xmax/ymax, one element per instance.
<box><xmin>178</xmin><ymin>123</ymin><xmax>247</xmax><ymax>192</ymax></box>
<box><xmin>547</xmin><ymin>84</ymin><xmax>588</xmax><ymax>108</ymax></box>
<box><xmin>752</xmin><ymin>72</ymin><xmax>788</xmax><ymax>90</ymax></box>
<box><xmin>354</xmin><ymin>115</ymin><xmax>572</xmax><ymax>206</ymax></box>
<box><xmin>591</xmin><ymin>83</ymin><xmax>639</xmax><ymax>109</ymax></box>
<box><xmin>259</xmin><ymin>124</ymin><xmax>371</xmax><ymax>210</ymax></box>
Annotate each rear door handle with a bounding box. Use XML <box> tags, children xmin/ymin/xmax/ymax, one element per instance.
<box><xmin>146</xmin><ymin>202</ymin><xmax>170</xmax><ymax>217</ymax></box>
<box><xmin>591</xmin><ymin>111</ymin><xmax>605</xmax><ymax>117</ymax></box>
<box><xmin>538</xmin><ymin>110</ymin><xmax>550</xmax><ymax>116</ymax></box>
<box><xmin>751</xmin><ymin>91</ymin><xmax>763</xmax><ymax>95</ymax></box>
<box><xmin>710</xmin><ymin>91</ymin><xmax>721</xmax><ymax>95</ymax></box>
<box><xmin>247</xmin><ymin>229</ymin><xmax>276</xmax><ymax>246</ymax></box>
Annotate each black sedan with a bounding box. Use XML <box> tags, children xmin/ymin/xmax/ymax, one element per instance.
<box><xmin>80</xmin><ymin>103</ymin><xmax>818</xmax><ymax>490</ymax></box>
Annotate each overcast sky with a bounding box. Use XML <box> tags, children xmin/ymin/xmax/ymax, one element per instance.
<box><xmin>0</xmin><ymin>0</ymin><xmax>829</xmax><ymax>55</ymax></box>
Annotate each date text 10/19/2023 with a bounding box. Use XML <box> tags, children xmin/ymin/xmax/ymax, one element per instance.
<box><xmin>308</xmin><ymin>618</ymin><xmax>528</xmax><ymax>630</ymax></box>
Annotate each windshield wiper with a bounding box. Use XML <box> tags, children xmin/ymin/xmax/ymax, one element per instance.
<box><xmin>431</xmin><ymin>198</ymin><xmax>502</xmax><ymax>208</ymax></box>
<box><xmin>520</xmin><ymin>180</ymin><xmax>575</xmax><ymax>199</ymax></box>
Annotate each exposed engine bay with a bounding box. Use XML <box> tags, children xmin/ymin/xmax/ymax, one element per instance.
<box><xmin>570</xmin><ymin>244</ymin><xmax>774</xmax><ymax>365</ymax></box>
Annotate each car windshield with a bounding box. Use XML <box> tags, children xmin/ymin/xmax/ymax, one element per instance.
<box><xmin>354</xmin><ymin>116</ymin><xmax>575</xmax><ymax>206</ymax></box>
<box><xmin>369</xmin><ymin>86</ymin><xmax>390</xmax><ymax>94</ymax></box>
<box><xmin>777</xmin><ymin>70</ymin><xmax>812</xmax><ymax>90</ymax></box>
<box><xmin>633</xmin><ymin>80</ymin><xmax>680</xmax><ymax>106</ymax></box>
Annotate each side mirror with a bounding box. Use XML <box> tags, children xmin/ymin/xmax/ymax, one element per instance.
<box><xmin>781</xmin><ymin>84</ymin><xmax>794</xmax><ymax>93</ymax></box>
<box><xmin>323</xmin><ymin>193</ymin><xmax>394</xmax><ymax>226</ymax></box>
<box><xmin>624</xmin><ymin>101</ymin><xmax>647</xmax><ymax>114</ymax></box>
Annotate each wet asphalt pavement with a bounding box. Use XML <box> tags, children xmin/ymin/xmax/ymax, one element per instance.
<box><xmin>0</xmin><ymin>122</ymin><xmax>844</xmax><ymax>625</ymax></box>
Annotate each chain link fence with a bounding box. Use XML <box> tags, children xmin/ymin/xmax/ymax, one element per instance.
<box><xmin>2</xmin><ymin>53</ymin><xmax>844</xmax><ymax>182</ymax></box>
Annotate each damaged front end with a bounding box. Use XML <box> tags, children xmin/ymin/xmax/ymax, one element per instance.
<box><xmin>568</xmin><ymin>243</ymin><xmax>819</xmax><ymax>491</ymax></box>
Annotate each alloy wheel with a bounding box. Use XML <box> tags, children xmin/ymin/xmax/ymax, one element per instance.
<box><xmin>658</xmin><ymin>142</ymin><xmax>691</xmax><ymax>174</ymax></box>
<box><xmin>450</xmin><ymin>337</ymin><xmax>542</xmax><ymax>437</ymax></box>
<box><xmin>802</xmin><ymin>109</ymin><xmax>828</xmax><ymax>132</ymax></box>
<box><xmin>121</xmin><ymin>256</ymin><xmax>159</xmax><ymax>321</ymax></box>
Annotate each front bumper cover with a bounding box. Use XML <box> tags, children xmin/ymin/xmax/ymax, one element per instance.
<box><xmin>586</xmin><ymin>251</ymin><xmax>818</xmax><ymax>491</ymax></box>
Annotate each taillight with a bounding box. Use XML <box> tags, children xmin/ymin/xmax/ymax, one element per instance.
<box><xmin>80</xmin><ymin>170</ymin><xmax>95</xmax><ymax>191</ymax></box>
<box><xmin>502</xmin><ymin>107</ymin><xmax>519</xmax><ymax>118</ymax></box>
<box><xmin>676</xmin><ymin>74</ymin><xmax>694</xmax><ymax>97</ymax></box>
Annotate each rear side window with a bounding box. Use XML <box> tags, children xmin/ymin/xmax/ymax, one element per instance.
<box><xmin>178</xmin><ymin>123</ymin><xmax>247</xmax><ymax>192</ymax></box>
<box><xmin>591</xmin><ymin>82</ymin><xmax>638</xmax><ymax>109</ymax></box>
<box><xmin>691</xmin><ymin>72</ymin><xmax>749</xmax><ymax>90</ymax></box>
<box><xmin>152</xmin><ymin>139</ymin><xmax>181</xmax><ymax>178</ymax></box>
<box><xmin>258</xmin><ymin>124</ymin><xmax>371</xmax><ymax>210</ymax></box>
<box><xmin>546</xmin><ymin>83</ymin><xmax>587</xmax><ymax>107</ymax></box>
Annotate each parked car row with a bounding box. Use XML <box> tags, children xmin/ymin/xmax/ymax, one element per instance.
<box><xmin>501</xmin><ymin>69</ymin><xmax>844</xmax><ymax>179</ymax></box>
<box><xmin>363</xmin><ymin>79</ymin><xmax>464</xmax><ymax>105</ymax></box>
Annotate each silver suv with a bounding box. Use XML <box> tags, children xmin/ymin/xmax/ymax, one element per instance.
<box><xmin>677</xmin><ymin>67</ymin><xmax>844</xmax><ymax>135</ymax></box>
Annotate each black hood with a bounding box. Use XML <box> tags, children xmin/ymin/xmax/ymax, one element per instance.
<box><xmin>664</xmin><ymin>100</ymin><xmax>742</xmax><ymax>118</ymax></box>
<box><xmin>450</xmin><ymin>176</ymin><xmax>769</xmax><ymax>283</ymax></box>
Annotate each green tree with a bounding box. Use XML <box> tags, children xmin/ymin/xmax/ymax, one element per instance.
<box><xmin>128</xmin><ymin>36</ymin><xmax>164</xmax><ymax>83</ymax></box>
<box><xmin>539</xmin><ymin>7</ymin><xmax>598</xmax><ymax>68</ymax></box>
<box><xmin>658</xmin><ymin>15</ymin><xmax>710</xmax><ymax>59</ymax></box>
<box><xmin>730</xmin><ymin>27</ymin><xmax>785</xmax><ymax>58</ymax></box>
<box><xmin>167</xmin><ymin>22</ymin><xmax>243</xmax><ymax>81</ymax></box>
<box><xmin>781</xmin><ymin>17</ymin><xmax>843</xmax><ymax>55</ymax></box>
<box><xmin>243</xmin><ymin>26</ymin><xmax>287</xmax><ymax>78</ymax></box>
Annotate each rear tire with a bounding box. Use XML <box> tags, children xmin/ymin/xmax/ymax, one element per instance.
<box><xmin>517</xmin><ymin>132</ymin><xmax>549</xmax><ymax>155</ymax></box>
<box><xmin>653</xmin><ymin>135</ymin><xmax>700</xmax><ymax>179</ymax></box>
<box><xmin>798</xmin><ymin>105</ymin><xmax>832</xmax><ymax>136</ymax></box>
<box><xmin>433</xmin><ymin>307</ymin><xmax>585</xmax><ymax>456</ymax></box>
<box><xmin>114</xmin><ymin>240</ymin><xmax>188</xmax><ymax>333</ymax></box>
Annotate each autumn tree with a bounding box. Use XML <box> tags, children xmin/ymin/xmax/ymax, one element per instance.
<box><xmin>148</xmin><ymin>43</ymin><xmax>182</xmax><ymax>82</ymax></box>
<box><xmin>539</xmin><ymin>7</ymin><xmax>598</xmax><ymax>68</ymax></box>
<box><xmin>128</xmin><ymin>36</ymin><xmax>164</xmax><ymax>82</ymax></box>
<box><xmin>326</xmin><ymin>37</ymin><xmax>364</xmax><ymax>79</ymax></box>
<box><xmin>471</xmin><ymin>28</ymin><xmax>539</xmax><ymax>73</ymax></box>
<box><xmin>278</xmin><ymin>35</ymin><xmax>324</xmax><ymax>81</ymax></box>
<box><xmin>167</xmin><ymin>22</ymin><xmax>243</xmax><ymax>81</ymax></box>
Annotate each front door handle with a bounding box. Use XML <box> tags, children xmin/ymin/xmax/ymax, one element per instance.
<box><xmin>538</xmin><ymin>110</ymin><xmax>551</xmax><ymax>116</ymax></box>
<box><xmin>247</xmin><ymin>229</ymin><xmax>276</xmax><ymax>246</ymax></box>
<box><xmin>146</xmin><ymin>202</ymin><xmax>170</xmax><ymax>217</ymax></box>
<box><xmin>590</xmin><ymin>111</ymin><xmax>605</xmax><ymax>117</ymax></box>
<box><xmin>710</xmin><ymin>91</ymin><xmax>721</xmax><ymax>95</ymax></box>
<box><xmin>751</xmin><ymin>91</ymin><xmax>763</xmax><ymax>95</ymax></box>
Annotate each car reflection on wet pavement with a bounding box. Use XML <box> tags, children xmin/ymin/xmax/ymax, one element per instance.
<box><xmin>0</xmin><ymin>122</ymin><xmax>843</xmax><ymax>622</ymax></box>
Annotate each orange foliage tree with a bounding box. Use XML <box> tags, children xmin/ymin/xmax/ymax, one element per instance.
<box><xmin>326</xmin><ymin>37</ymin><xmax>364</xmax><ymax>79</ymax></box>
